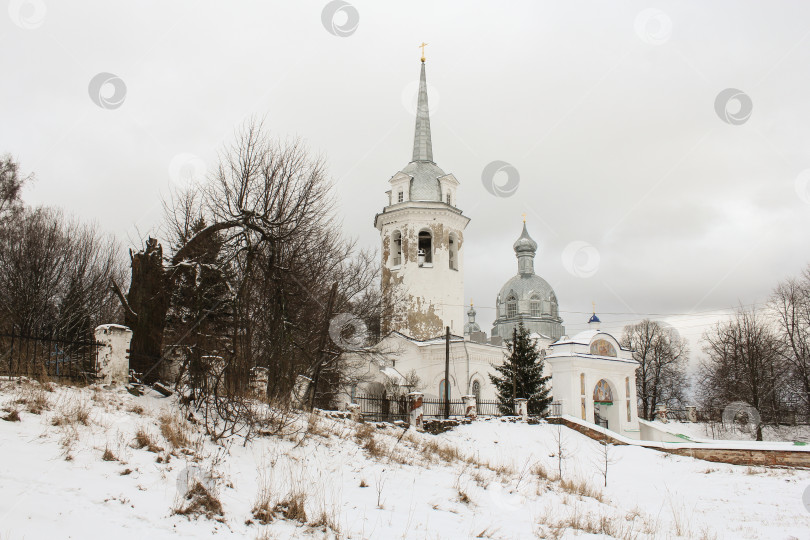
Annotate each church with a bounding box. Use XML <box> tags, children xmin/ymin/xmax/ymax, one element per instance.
<box><xmin>349</xmin><ymin>54</ymin><xmax>641</xmax><ymax>439</ymax></box>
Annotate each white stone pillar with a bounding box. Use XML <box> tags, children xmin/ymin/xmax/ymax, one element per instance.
<box><xmin>515</xmin><ymin>398</ymin><xmax>528</xmax><ymax>422</ymax></box>
<box><xmin>347</xmin><ymin>403</ymin><xmax>361</xmax><ymax>423</ymax></box>
<box><xmin>655</xmin><ymin>404</ymin><xmax>668</xmax><ymax>423</ymax></box>
<box><xmin>249</xmin><ymin>367</ymin><xmax>269</xmax><ymax>399</ymax></box>
<box><xmin>461</xmin><ymin>395</ymin><xmax>477</xmax><ymax>419</ymax></box>
<box><xmin>685</xmin><ymin>405</ymin><xmax>697</xmax><ymax>423</ymax></box>
<box><xmin>407</xmin><ymin>391</ymin><xmax>424</xmax><ymax>431</ymax></box>
<box><xmin>94</xmin><ymin>324</ymin><xmax>133</xmax><ymax>386</ymax></box>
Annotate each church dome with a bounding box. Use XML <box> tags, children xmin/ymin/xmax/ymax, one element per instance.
<box><xmin>497</xmin><ymin>274</ymin><xmax>557</xmax><ymax>307</ymax></box>
<box><xmin>513</xmin><ymin>223</ymin><xmax>538</xmax><ymax>253</ymax></box>
<box><xmin>491</xmin><ymin>223</ymin><xmax>565</xmax><ymax>340</ymax></box>
<box><xmin>400</xmin><ymin>160</ymin><xmax>445</xmax><ymax>201</ymax></box>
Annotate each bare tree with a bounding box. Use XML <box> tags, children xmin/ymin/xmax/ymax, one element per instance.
<box><xmin>551</xmin><ymin>421</ymin><xmax>569</xmax><ymax>481</ymax></box>
<box><xmin>698</xmin><ymin>307</ymin><xmax>786</xmax><ymax>440</ymax></box>
<box><xmin>771</xmin><ymin>267</ymin><xmax>810</xmax><ymax>420</ymax></box>
<box><xmin>0</xmin><ymin>207</ymin><xmax>123</xmax><ymax>337</ymax></box>
<box><xmin>622</xmin><ymin>319</ymin><xmax>689</xmax><ymax>420</ymax></box>
<box><xmin>0</xmin><ymin>154</ymin><xmax>31</xmax><ymax>222</ymax></box>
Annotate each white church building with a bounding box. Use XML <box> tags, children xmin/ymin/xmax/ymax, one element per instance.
<box><xmin>350</xmin><ymin>56</ymin><xmax>640</xmax><ymax>439</ymax></box>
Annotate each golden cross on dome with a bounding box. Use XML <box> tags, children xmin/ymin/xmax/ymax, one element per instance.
<box><xmin>419</xmin><ymin>42</ymin><xmax>428</xmax><ymax>62</ymax></box>
<box><xmin>522</xmin><ymin>213</ymin><xmax>526</xmax><ymax>223</ymax></box>
<box><xmin>592</xmin><ymin>301</ymin><xmax>596</xmax><ymax>314</ymax></box>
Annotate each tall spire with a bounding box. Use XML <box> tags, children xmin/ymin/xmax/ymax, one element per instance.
<box><xmin>411</xmin><ymin>60</ymin><xmax>433</xmax><ymax>162</ymax></box>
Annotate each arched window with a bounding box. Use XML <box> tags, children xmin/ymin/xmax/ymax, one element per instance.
<box><xmin>530</xmin><ymin>295</ymin><xmax>541</xmax><ymax>317</ymax></box>
<box><xmin>472</xmin><ymin>380</ymin><xmax>481</xmax><ymax>402</ymax></box>
<box><xmin>391</xmin><ymin>230</ymin><xmax>402</xmax><ymax>267</ymax></box>
<box><xmin>439</xmin><ymin>379</ymin><xmax>449</xmax><ymax>401</ymax></box>
<box><xmin>506</xmin><ymin>294</ymin><xmax>518</xmax><ymax>318</ymax></box>
<box><xmin>446</xmin><ymin>192</ymin><xmax>452</xmax><ymax>206</ymax></box>
<box><xmin>550</xmin><ymin>293</ymin><xmax>558</xmax><ymax>317</ymax></box>
<box><xmin>418</xmin><ymin>230</ymin><xmax>432</xmax><ymax>265</ymax></box>
<box><xmin>448</xmin><ymin>233</ymin><xmax>458</xmax><ymax>270</ymax></box>
<box><xmin>391</xmin><ymin>231</ymin><xmax>402</xmax><ymax>268</ymax></box>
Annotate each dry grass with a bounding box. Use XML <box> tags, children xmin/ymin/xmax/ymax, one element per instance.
<box><xmin>3</xmin><ymin>410</ymin><xmax>21</xmax><ymax>422</ymax></box>
<box><xmin>14</xmin><ymin>384</ymin><xmax>50</xmax><ymax>414</ymax></box>
<box><xmin>537</xmin><ymin>503</ymin><xmax>652</xmax><ymax>540</ymax></box>
<box><xmin>133</xmin><ymin>428</ymin><xmax>163</xmax><ymax>453</ymax></box>
<box><xmin>159</xmin><ymin>412</ymin><xmax>192</xmax><ymax>449</ymax></box>
<box><xmin>51</xmin><ymin>400</ymin><xmax>91</xmax><ymax>427</ymax></box>
<box><xmin>102</xmin><ymin>446</ymin><xmax>116</xmax><ymax>461</ymax></box>
<box><xmin>274</xmin><ymin>491</ymin><xmax>307</xmax><ymax>523</ymax></box>
<box><xmin>128</xmin><ymin>404</ymin><xmax>145</xmax><ymax>415</ymax></box>
<box><xmin>559</xmin><ymin>477</ymin><xmax>603</xmax><ymax>502</ymax></box>
<box><xmin>533</xmin><ymin>463</ymin><xmax>549</xmax><ymax>480</ymax></box>
<box><xmin>174</xmin><ymin>480</ymin><xmax>223</xmax><ymax>519</ymax></box>
<box><xmin>309</xmin><ymin>504</ymin><xmax>340</xmax><ymax>533</ymax></box>
<box><xmin>359</xmin><ymin>479</ymin><xmax>368</xmax><ymax>488</ymax></box>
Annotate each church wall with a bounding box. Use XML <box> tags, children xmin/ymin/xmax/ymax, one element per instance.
<box><xmin>378</xmin><ymin>206</ymin><xmax>467</xmax><ymax>340</ymax></box>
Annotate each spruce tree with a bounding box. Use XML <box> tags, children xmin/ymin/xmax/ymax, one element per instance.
<box><xmin>489</xmin><ymin>322</ymin><xmax>552</xmax><ymax>416</ymax></box>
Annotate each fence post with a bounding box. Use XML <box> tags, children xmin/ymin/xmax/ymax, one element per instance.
<box><xmin>348</xmin><ymin>402</ymin><xmax>362</xmax><ymax>423</ymax></box>
<box><xmin>461</xmin><ymin>395</ymin><xmax>477</xmax><ymax>419</ymax></box>
<box><xmin>407</xmin><ymin>391</ymin><xmax>424</xmax><ymax>431</ymax></box>
<box><xmin>515</xmin><ymin>398</ymin><xmax>528</xmax><ymax>422</ymax></box>
<box><xmin>685</xmin><ymin>405</ymin><xmax>697</xmax><ymax>423</ymax></box>
<box><xmin>249</xmin><ymin>366</ymin><xmax>269</xmax><ymax>399</ymax></box>
<box><xmin>94</xmin><ymin>325</ymin><xmax>133</xmax><ymax>386</ymax></box>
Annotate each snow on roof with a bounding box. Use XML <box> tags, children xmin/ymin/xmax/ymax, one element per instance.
<box><xmin>380</xmin><ymin>366</ymin><xmax>407</xmax><ymax>385</ymax></box>
<box><xmin>544</xmin><ymin>352</ymin><xmax>639</xmax><ymax>365</ymax></box>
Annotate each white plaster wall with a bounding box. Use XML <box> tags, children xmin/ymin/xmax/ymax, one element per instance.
<box><xmin>94</xmin><ymin>324</ymin><xmax>133</xmax><ymax>386</ymax></box>
<box><xmin>377</xmin><ymin>205</ymin><xmax>469</xmax><ymax>338</ymax></box>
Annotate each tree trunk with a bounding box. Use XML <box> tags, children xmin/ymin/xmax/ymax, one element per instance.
<box><xmin>125</xmin><ymin>238</ymin><xmax>171</xmax><ymax>382</ymax></box>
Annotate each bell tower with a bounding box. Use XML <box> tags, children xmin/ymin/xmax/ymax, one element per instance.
<box><xmin>374</xmin><ymin>54</ymin><xmax>469</xmax><ymax>340</ymax></box>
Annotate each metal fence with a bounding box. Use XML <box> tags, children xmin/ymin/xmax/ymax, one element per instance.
<box><xmin>0</xmin><ymin>333</ymin><xmax>102</xmax><ymax>380</ymax></box>
<box><xmin>354</xmin><ymin>394</ymin><xmax>505</xmax><ymax>422</ymax></box>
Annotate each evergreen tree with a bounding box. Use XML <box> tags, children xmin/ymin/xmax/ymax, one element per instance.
<box><xmin>489</xmin><ymin>322</ymin><xmax>552</xmax><ymax>415</ymax></box>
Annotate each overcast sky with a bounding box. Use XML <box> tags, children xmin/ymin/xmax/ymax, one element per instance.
<box><xmin>3</xmin><ymin>0</ymin><xmax>810</xmax><ymax>368</ymax></box>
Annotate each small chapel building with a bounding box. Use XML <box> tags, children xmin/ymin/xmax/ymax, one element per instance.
<box><xmin>348</xmin><ymin>55</ymin><xmax>640</xmax><ymax>439</ymax></box>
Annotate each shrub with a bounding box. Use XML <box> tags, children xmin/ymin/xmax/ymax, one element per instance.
<box><xmin>174</xmin><ymin>480</ymin><xmax>223</xmax><ymax>519</ymax></box>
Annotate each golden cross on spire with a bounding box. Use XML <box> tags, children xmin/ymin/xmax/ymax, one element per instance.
<box><xmin>592</xmin><ymin>301</ymin><xmax>596</xmax><ymax>314</ymax></box>
<box><xmin>522</xmin><ymin>213</ymin><xmax>526</xmax><ymax>223</ymax></box>
<box><xmin>470</xmin><ymin>298</ymin><xmax>474</xmax><ymax>307</ymax></box>
<box><xmin>419</xmin><ymin>42</ymin><xmax>428</xmax><ymax>62</ymax></box>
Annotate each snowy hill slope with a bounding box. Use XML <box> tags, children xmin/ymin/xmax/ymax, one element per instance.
<box><xmin>1</xmin><ymin>379</ymin><xmax>809</xmax><ymax>539</ymax></box>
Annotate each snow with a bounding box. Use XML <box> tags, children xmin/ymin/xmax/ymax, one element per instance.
<box><xmin>1</xmin><ymin>380</ymin><xmax>810</xmax><ymax>539</ymax></box>
<box><xmin>653</xmin><ymin>419</ymin><xmax>810</xmax><ymax>444</ymax></box>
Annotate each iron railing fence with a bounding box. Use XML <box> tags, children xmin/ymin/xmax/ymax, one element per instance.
<box><xmin>354</xmin><ymin>394</ymin><xmax>506</xmax><ymax>422</ymax></box>
<box><xmin>0</xmin><ymin>333</ymin><xmax>102</xmax><ymax>381</ymax></box>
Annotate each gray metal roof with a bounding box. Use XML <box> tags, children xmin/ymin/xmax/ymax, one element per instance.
<box><xmin>401</xmin><ymin>160</ymin><xmax>445</xmax><ymax>201</ymax></box>
<box><xmin>412</xmin><ymin>61</ymin><xmax>433</xmax><ymax>162</ymax></box>
<box><xmin>498</xmin><ymin>273</ymin><xmax>557</xmax><ymax>303</ymax></box>
<box><xmin>513</xmin><ymin>222</ymin><xmax>538</xmax><ymax>253</ymax></box>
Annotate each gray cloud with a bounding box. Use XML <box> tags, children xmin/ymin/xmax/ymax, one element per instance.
<box><xmin>2</xmin><ymin>0</ymin><xmax>809</xmax><ymax>366</ymax></box>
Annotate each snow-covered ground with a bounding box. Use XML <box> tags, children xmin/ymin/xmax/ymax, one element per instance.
<box><xmin>654</xmin><ymin>420</ymin><xmax>810</xmax><ymax>444</ymax></box>
<box><xmin>1</xmin><ymin>379</ymin><xmax>809</xmax><ymax>539</ymax></box>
